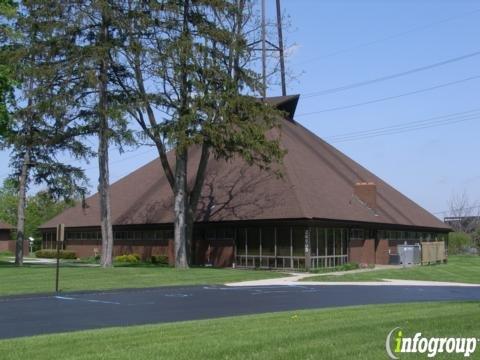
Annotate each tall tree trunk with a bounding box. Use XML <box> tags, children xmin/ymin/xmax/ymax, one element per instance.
<box><xmin>98</xmin><ymin>120</ymin><xmax>113</xmax><ymax>267</ymax></box>
<box><xmin>186</xmin><ymin>208</ymin><xmax>195</xmax><ymax>265</ymax></box>
<box><xmin>98</xmin><ymin>10</ymin><xmax>113</xmax><ymax>268</ymax></box>
<box><xmin>174</xmin><ymin>150</ymin><xmax>188</xmax><ymax>268</ymax></box>
<box><xmin>172</xmin><ymin>0</ymin><xmax>191</xmax><ymax>269</ymax></box>
<box><xmin>186</xmin><ymin>143</ymin><xmax>210</xmax><ymax>265</ymax></box>
<box><xmin>15</xmin><ymin>151</ymin><xmax>29</xmax><ymax>266</ymax></box>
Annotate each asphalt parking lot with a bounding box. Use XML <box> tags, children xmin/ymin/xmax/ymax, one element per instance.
<box><xmin>1</xmin><ymin>284</ymin><xmax>479</xmax><ymax>339</ymax></box>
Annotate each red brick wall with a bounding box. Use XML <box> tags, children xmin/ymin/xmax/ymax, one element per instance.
<box><xmin>375</xmin><ymin>238</ymin><xmax>390</xmax><ymax>265</ymax></box>
<box><xmin>0</xmin><ymin>239</ymin><xmax>29</xmax><ymax>255</ymax></box>
<box><xmin>0</xmin><ymin>240</ymin><xmax>9</xmax><ymax>252</ymax></box>
<box><xmin>349</xmin><ymin>238</ymin><xmax>375</xmax><ymax>265</ymax></box>
<box><xmin>193</xmin><ymin>238</ymin><xmax>234</xmax><ymax>267</ymax></box>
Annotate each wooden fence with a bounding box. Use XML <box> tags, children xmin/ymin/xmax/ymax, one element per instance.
<box><xmin>421</xmin><ymin>241</ymin><xmax>446</xmax><ymax>265</ymax></box>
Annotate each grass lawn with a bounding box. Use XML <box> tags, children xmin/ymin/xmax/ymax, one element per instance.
<box><xmin>305</xmin><ymin>255</ymin><xmax>480</xmax><ymax>283</ymax></box>
<box><xmin>0</xmin><ymin>302</ymin><xmax>479</xmax><ymax>359</ymax></box>
<box><xmin>0</xmin><ymin>259</ymin><xmax>286</xmax><ymax>296</ymax></box>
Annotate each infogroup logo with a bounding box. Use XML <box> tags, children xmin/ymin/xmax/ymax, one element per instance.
<box><xmin>386</xmin><ymin>327</ymin><xmax>478</xmax><ymax>359</ymax></box>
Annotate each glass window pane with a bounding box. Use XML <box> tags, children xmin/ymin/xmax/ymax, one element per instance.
<box><xmin>206</xmin><ymin>228</ymin><xmax>216</xmax><ymax>241</ymax></box>
<box><xmin>318</xmin><ymin>228</ymin><xmax>326</xmax><ymax>256</ymax></box>
<box><xmin>292</xmin><ymin>227</ymin><xmax>305</xmax><ymax>256</ymax></box>
<box><xmin>334</xmin><ymin>229</ymin><xmax>342</xmax><ymax>256</ymax></box>
<box><xmin>236</xmin><ymin>228</ymin><xmax>246</xmax><ymax>255</ymax></box>
<box><xmin>326</xmin><ymin>229</ymin><xmax>334</xmax><ymax>256</ymax></box>
<box><xmin>261</xmin><ymin>227</ymin><xmax>275</xmax><ymax>255</ymax></box>
<box><xmin>311</xmin><ymin>228</ymin><xmax>318</xmax><ymax>255</ymax></box>
<box><xmin>276</xmin><ymin>227</ymin><xmax>290</xmax><ymax>256</ymax></box>
<box><xmin>247</xmin><ymin>228</ymin><xmax>260</xmax><ymax>255</ymax></box>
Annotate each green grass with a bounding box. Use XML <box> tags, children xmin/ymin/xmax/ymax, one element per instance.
<box><xmin>305</xmin><ymin>255</ymin><xmax>480</xmax><ymax>283</ymax></box>
<box><xmin>0</xmin><ymin>260</ymin><xmax>286</xmax><ymax>296</ymax></box>
<box><xmin>0</xmin><ymin>302</ymin><xmax>479</xmax><ymax>359</ymax></box>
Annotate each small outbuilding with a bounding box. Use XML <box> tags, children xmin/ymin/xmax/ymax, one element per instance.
<box><xmin>39</xmin><ymin>96</ymin><xmax>450</xmax><ymax>269</ymax></box>
<box><xmin>0</xmin><ymin>221</ymin><xmax>14</xmax><ymax>253</ymax></box>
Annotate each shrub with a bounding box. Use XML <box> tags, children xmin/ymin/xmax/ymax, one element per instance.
<box><xmin>81</xmin><ymin>256</ymin><xmax>100</xmax><ymax>264</ymax></box>
<box><xmin>114</xmin><ymin>254</ymin><xmax>140</xmax><ymax>263</ymax></box>
<box><xmin>0</xmin><ymin>250</ymin><xmax>13</xmax><ymax>256</ymax></box>
<box><xmin>341</xmin><ymin>262</ymin><xmax>360</xmax><ymax>271</ymax></box>
<box><xmin>151</xmin><ymin>255</ymin><xmax>169</xmax><ymax>265</ymax></box>
<box><xmin>35</xmin><ymin>249</ymin><xmax>76</xmax><ymax>259</ymax></box>
<box><xmin>448</xmin><ymin>232</ymin><xmax>472</xmax><ymax>255</ymax></box>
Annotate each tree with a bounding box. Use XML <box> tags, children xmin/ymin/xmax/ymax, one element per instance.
<box><xmin>59</xmin><ymin>0</ymin><xmax>133</xmax><ymax>268</ymax></box>
<box><xmin>112</xmin><ymin>0</ymin><xmax>285</xmax><ymax>268</ymax></box>
<box><xmin>0</xmin><ymin>180</ymin><xmax>75</xmax><ymax>250</ymax></box>
<box><xmin>448</xmin><ymin>191</ymin><xmax>480</xmax><ymax>234</ymax></box>
<box><xmin>0</xmin><ymin>0</ymin><xmax>16</xmax><ymax>137</ymax></box>
<box><xmin>447</xmin><ymin>232</ymin><xmax>472</xmax><ymax>255</ymax></box>
<box><xmin>1</xmin><ymin>1</ymin><xmax>91</xmax><ymax>265</ymax></box>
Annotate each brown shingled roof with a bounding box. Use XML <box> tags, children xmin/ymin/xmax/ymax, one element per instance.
<box><xmin>40</xmin><ymin>98</ymin><xmax>449</xmax><ymax>231</ymax></box>
<box><xmin>0</xmin><ymin>221</ymin><xmax>13</xmax><ymax>230</ymax></box>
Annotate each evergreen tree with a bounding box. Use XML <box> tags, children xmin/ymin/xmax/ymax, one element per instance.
<box><xmin>0</xmin><ymin>0</ymin><xmax>16</xmax><ymax>136</ymax></box>
<box><xmin>112</xmin><ymin>0</ymin><xmax>284</xmax><ymax>268</ymax></box>
<box><xmin>1</xmin><ymin>1</ymin><xmax>92</xmax><ymax>265</ymax></box>
<box><xmin>65</xmin><ymin>0</ymin><xmax>132</xmax><ymax>268</ymax></box>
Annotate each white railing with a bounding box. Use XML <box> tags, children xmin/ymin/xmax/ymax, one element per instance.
<box><xmin>310</xmin><ymin>255</ymin><xmax>348</xmax><ymax>268</ymax></box>
<box><xmin>235</xmin><ymin>254</ymin><xmax>348</xmax><ymax>269</ymax></box>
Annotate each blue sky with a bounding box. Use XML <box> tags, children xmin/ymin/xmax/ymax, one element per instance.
<box><xmin>1</xmin><ymin>0</ymin><xmax>479</xmax><ymax>218</ymax></box>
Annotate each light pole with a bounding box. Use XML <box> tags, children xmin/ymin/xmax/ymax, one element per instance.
<box><xmin>28</xmin><ymin>237</ymin><xmax>34</xmax><ymax>255</ymax></box>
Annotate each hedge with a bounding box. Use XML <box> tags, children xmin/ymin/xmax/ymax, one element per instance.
<box><xmin>35</xmin><ymin>249</ymin><xmax>77</xmax><ymax>259</ymax></box>
<box><xmin>114</xmin><ymin>253</ymin><xmax>141</xmax><ymax>263</ymax></box>
<box><xmin>151</xmin><ymin>255</ymin><xmax>169</xmax><ymax>265</ymax></box>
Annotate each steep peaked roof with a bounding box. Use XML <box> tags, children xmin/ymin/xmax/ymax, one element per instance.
<box><xmin>40</xmin><ymin>99</ymin><xmax>449</xmax><ymax>231</ymax></box>
<box><xmin>0</xmin><ymin>221</ymin><xmax>13</xmax><ymax>230</ymax></box>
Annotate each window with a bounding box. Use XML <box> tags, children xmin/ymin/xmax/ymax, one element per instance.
<box><xmin>236</xmin><ymin>228</ymin><xmax>246</xmax><ymax>255</ymax></box>
<box><xmin>247</xmin><ymin>228</ymin><xmax>260</xmax><ymax>255</ymax></box>
<box><xmin>326</xmin><ymin>229</ymin><xmax>334</xmax><ymax>256</ymax></box>
<box><xmin>342</xmin><ymin>229</ymin><xmax>348</xmax><ymax>255</ymax></box>
<box><xmin>261</xmin><ymin>227</ymin><xmax>275</xmax><ymax>256</ymax></box>
<box><xmin>164</xmin><ymin>230</ymin><xmax>174</xmax><ymax>240</ymax></box>
<box><xmin>276</xmin><ymin>227</ymin><xmax>290</xmax><ymax>256</ymax></box>
<box><xmin>350</xmin><ymin>229</ymin><xmax>364</xmax><ymax>240</ymax></box>
<box><xmin>334</xmin><ymin>229</ymin><xmax>342</xmax><ymax>256</ymax></box>
<box><xmin>224</xmin><ymin>228</ymin><xmax>234</xmax><ymax>240</ymax></box>
<box><xmin>292</xmin><ymin>227</ymin><xmax>306</xmax><ymax>256</ymax></box>
<box><xmin>206</xmin><ymin>228</ymin><xmax>216</xmax><ymax>241</ymax></box>
<box><xmin>317</xmin><ymin>228</ymin><xmax>326</xmax><ymax>256</ymax></box>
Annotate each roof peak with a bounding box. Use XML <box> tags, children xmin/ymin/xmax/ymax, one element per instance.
<box><xmin>263</xmin><ymin>94</ymin><xmax>300</xmax><ymax>120</ymax></box>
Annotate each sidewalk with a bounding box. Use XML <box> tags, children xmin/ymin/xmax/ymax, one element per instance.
<box><xmin>5</xmin><ymin>257</ymin><xmax>56</xmax><ymax>265</ymax></box>
<box><xmin>225</xmin><ymin>266</ymin><xmax>480</xmax><ymax>287</ymax></box>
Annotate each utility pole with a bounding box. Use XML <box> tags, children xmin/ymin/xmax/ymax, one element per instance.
<box><xmin>261</xmin><ymin>0</ymin><xmax>267</xmax><ymax>99</ymax></box>
<box><xmin>260</xmin><ymin>0</ymin><xmax>287</xmax><ymax>98</ymax></box>
<box><xmin>276</xmin><ymin>0</ymin><xmax>287</xmax><ymax>96</ymax></box>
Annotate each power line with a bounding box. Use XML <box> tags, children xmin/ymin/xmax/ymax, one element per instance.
<box><xmin>297</xmin><ymin>75</ymin><xmax>480</xmax><ymax>117</ymax></box>
<box><xmin>296</xmin><ymin>8</ymin><xmax>480</xmax><ymax>65</ymax></box>
<box><xmin>329</xmin><ymin>114</ymin><xmax>479</xmax><ymax>143</ymax></box>
<box><xmin>324</xmin><ymin>109</ymin><xmax>480</xmax><ymax>143</ymax></box>
<box><xmin>327</xmin><ymin>108</ymin><xmax>480</xmax><ymax>140</ymax></box>
<box><xmin>302</xmin><ymin>50</ymin><xmax>480</xmax><ymax>98</ymax></box>
<box><xmin>83</xmin><ymin>148</ymin><xmax>157</xmax><ymax>172</ymax></box>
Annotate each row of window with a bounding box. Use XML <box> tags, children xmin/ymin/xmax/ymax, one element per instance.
<box><xmin>235</xmin><ymin>227</ymin><xmax>349</xmax><ymax>257</ymax></box>
<box><xmin>43</xmin><ymin>230</ymin><xmax>174</xmax><ymax>242</ymax></box>
<box><xmin>378</xmin><ymin>231</ymin><xmax>447</xmax><ymax>242</ymax></box>
<box><xmin>42</xmin><ymin>227</ymin><xmax>447</xmax><ymax>250</ymax></box>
